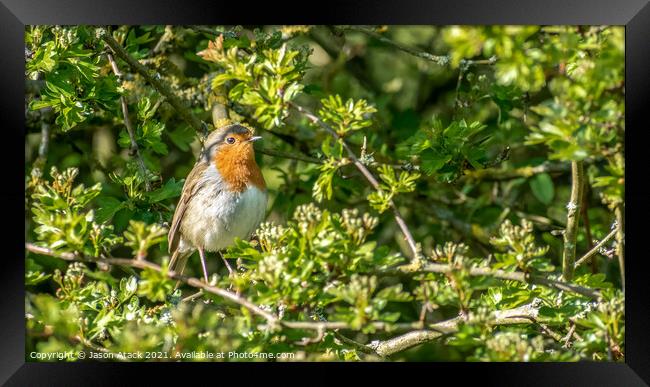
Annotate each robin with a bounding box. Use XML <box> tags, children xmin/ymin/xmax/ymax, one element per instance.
<box><xmin>167</xmin><ymin>123</ymin><xmax>267</xmax><ymax>283</ymax></box>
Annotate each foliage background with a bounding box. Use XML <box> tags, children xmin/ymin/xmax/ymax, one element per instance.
<box><xmin>25</xmin><ymin>25</ymin><xmax>625</xmax><ymax>361</ymax></box>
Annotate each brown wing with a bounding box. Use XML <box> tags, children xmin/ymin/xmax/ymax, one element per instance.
<box><xmin>167</xmin><ymin>161</ymin><xmax>209</xmax><ymax>255</ymax></box>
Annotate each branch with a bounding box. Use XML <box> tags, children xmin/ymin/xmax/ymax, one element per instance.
<box><xmin>500</xmin><ymin>314</ymin><xmax>564</xmax><ymax>342</ymax></box>
<box><xmin>99</xmin><ymin>29</ymin><xmax>207</xmax><ymax>137</ymax></box>
<box><xmin>460</xmin><ymin>162</ymin><xmax>570</xmax><ymax>182</ymax></box>
<box><xmin>335</xmin><ymin>26</ymin><xmax>449</xmax><ymax>66</ymax></box>
<box><xmin>26</xmin><ymin>243</ymin><xmax>597</xmax><ymax>358</ymax></box>
<box><xmin>514</xmin><ymin>210</ymin><xmax>564</xmax><ymax>229</ymax></box>
<box><xmin>26</xmin><ymin>243</ymin><xmax>277</xmax><ymax>322</ymax></box>
<box><xmin>332</xmin><ymin>331</ymin><xmax>377</xmax><ymax>355</ymax></box>
<box><xmin>106</xmin><ymin>52</ymin><xmax>151</xmax><ymax>191</ymax></box>
<box><xmin>288</xmin><ymin>101</ymin><xmax>422</xmax><ymax>266</ymax></box>
<box><xmin>615</xmin><ymin>204</ymin><xmax>625</xmax><ymax>291</ymax></box>
<box><xmin>372</xmin><ymin>302</ymin><xmax>540</xmax><ymax>357</ymax></box>
<box><xmin>255</xmin><ymin>147</ymin><xmax>324</xmax><ymax>164</ymax></box>
<box><xmin>380</xmin><ymin>262</ymin><xmax>601</xmax><ymax>299</ymax></box>
<box><xmin>574</xmin><ymin>226</ymin><xmax>617</xmax><ymax>269</ymax></box>
<box><xmin>453</xmin><ymin>56</ymin><xmax>497</xmax><ymax>118</ymax></box>
<box><xmin>184</xmin><ymin>26</ymin><xmax>237</xmax><ymax>38</ymax></box>
<box><xmin>24</xmin><ymin>243</ymin><xmax>429</xmax><ymax>333</ymax></box>
<box><xmin>562</xmin><ymin>161</ymin><xmax>585</xmax><ymax>281</ymax></box>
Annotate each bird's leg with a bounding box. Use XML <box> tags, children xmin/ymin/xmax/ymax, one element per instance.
<box><xmin>198</xmin><ymin>247</ymin><xmax>210</xmax><ymax>283</ymax></box>
<box><xmin>219</xmin><ymin>251</ymin><xmax>234</xmax><ymax>276</ymax></box>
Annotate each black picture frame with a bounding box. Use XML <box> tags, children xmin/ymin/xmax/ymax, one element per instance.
<box><xmin>3</xmin><ymin>0</ymin><xmax>648</xmax><ymax>385</ymax></box>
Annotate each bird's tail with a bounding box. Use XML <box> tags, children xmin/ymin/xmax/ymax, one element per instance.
<box><xmin>168</xmin><ymin>249</ymin><xmax>192</xmax><ymax>290</ymax></box>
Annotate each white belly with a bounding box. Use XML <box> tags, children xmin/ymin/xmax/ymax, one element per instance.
<box><xmin>180</xmin><ymin>181</ymin><xmax>267</xmax><ymax>252</ymax></box>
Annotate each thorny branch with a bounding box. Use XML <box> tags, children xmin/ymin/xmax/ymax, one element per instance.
<box><xmin>105</xmin><ymin>52</ymin><xmax>151</xmax><ymax>191</ymax></box>
<box><xmin>99</xmin><ymin>29</ymin><xmax>208</xmax><ymax>137</ymax></box>
<box><xmin>287</xmin><ymin>101</ymin><xmax>422</xmax><ymax>266</ymax></box>
<box><xmin>574</xmin><ymin>226</ymin><xmax>617</xmax><ymax>269</ymax></box>
<box><xmin>26</xmin><ymin>243</ymin><xmax>568</xmax><ymax>358</ymax></box>
<box><xmin>334</xmin><ymin>26</ymin><xmax>450</xmax><ymax>66</ymax></box>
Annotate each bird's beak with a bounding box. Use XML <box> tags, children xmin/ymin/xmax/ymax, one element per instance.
<box><xmin>248</xmin><ymin>136</ymin><xmax>263</xmax><ymax>142</ymax></box>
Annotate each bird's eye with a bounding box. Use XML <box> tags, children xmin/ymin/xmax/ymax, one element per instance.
<box><xmin>226</xmin><ymin>137</ymin><xmax>236</xmax><ymax>144</ymax></box>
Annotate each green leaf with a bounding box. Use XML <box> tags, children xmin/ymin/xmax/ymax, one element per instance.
<box><xmin>26</xmin><ymin>271</ymin><xmax>52</xmax><ymax>286</ymax></box>
<box><xmin>145</xmin><ymin>178</ymin><xmax>184</xmax><ymax>203</ymax></box>
<box><xmin>420</xmin><ymin>149</ymin><xmax>452</xmax><ymax>175</ymax></box>
<box><xmin>529</xmin><ymin>173</ymin><xmax>555</xmax><ymax>205</ymax></box>
<box><xmin>95</xmin><ymin>196</ymin><xmax>125</xmax><ymax>223</ymax></box>
<box><xmin>167</xmin><ymin>125</ymin><xmax>196</xmax><ymax>152</ymax></box>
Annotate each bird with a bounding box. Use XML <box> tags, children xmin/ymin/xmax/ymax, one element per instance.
<box><xmin>167</xmin><ymin>123</ymin><xmax>267</xmax><ymax>283</ymax></box>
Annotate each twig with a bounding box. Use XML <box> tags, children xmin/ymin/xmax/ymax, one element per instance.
<box><xmin>151</xmin><ymin>25</ymin><xmax>173</xmax><ymax>54</ymax></box>
<box><xmin>335</xmin><ymin>26</ymin><xmax>449</xmax><ymax>66</ymax></box>
<box><xmin>460</xmin><ymin>162</ymin><xmax>570</xmax><ymax>182</ymax></box>
<box><xmin>452</xmin><ymin>58</ymin><xmax>496</xmax><ymax>118</ymax></box>
<box><xmin>185</xmin><ymin>26</ymin><xmax>238</xmax><ymax>39</ymax></box>
<box><xmin>182</xmin><ymin>289</ymin><xmax>206</xmax><ymax>303</ymax></box>
<box><xmin>562</xmin><ymin>161</ymin><xmax>585</xmax><ymax>281</ymax></box>
<box><xmin>295</xmin><ymin>327</ymin><xmax>325</xmax><ymax>346</ymax></box>
<box><xmin>99</xmin><ymin>29</ymin><xmax>207</xmax><ymax>137</ymax></box>
<box><xmin>508</xmin><ymin>314</ymin><xmax>563</xmax><ymax>341</ymax></box>
<box><xmin>105</xmin><ymin>53</ymin><xmax>151</xmax><ymax>191</ymax></box>
<box><xmin>615</xmin><ymin>204</ymin><xmax>625</xmax><ymax>291</ymax></box>
<box><xmin>288</xmin><ymin>101</ymin><xmax>421</xmax><ymax>266</ymax></box>
<box><xmin>453</xmin><ymin>61</ymin><xmax>468</xmax><ymax>116</ymax></box>
<box><xmin>256</xmin><ymin>147</ymin><xmax>324</xmax><ymax>164</ymax></box>
<box><xmin>562</xmin><ymin>322</ymin><xmax>577</xmax><ymax>348</ymax></box>
<box><xmin>514</xmin><ymin>210</ymin><xmax>563</xmax><ymax>229</ymax></box>
<box><xmin>333</xmin><ymin>331</ymin><xmax>376</xmax><ymax>355</ymax></box>
<box><xmin>574</xmin><ymin>227</ymin><xmax>617</xmax><ymax>269</ymax></box>
<box><xmin>280</xmin><ymin>320</ymin><xmax>423</xmax><ymax>331</ymax></box>
<box><xmin>380</xmin><ymin>262</ymin><xmax>601</xmax><ymax>299</ymax></box>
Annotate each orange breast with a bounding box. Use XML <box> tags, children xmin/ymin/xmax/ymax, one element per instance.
<box><xmin>214</xmin><ymin>144</ymin><xmax>266</xmax><ymax>193</ymax></box>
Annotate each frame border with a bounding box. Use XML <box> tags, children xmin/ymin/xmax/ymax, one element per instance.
<box><xmin>4</xmin><ymin>0</ymin><xmax>648</xmax><ymax>385</ymax></box>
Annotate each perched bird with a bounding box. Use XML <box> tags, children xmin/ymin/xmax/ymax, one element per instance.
<box><xmin>167</xmin><ymin>123</ymin><xmax>267</xmax><ymax>282</ymax></box>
